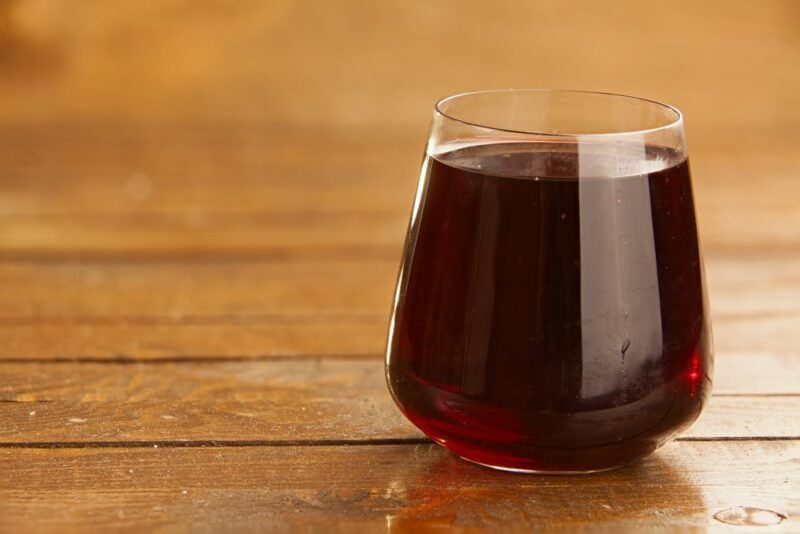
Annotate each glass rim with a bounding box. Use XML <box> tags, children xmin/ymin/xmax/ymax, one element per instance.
<box><xmin>434</xmin><ymin>88</ymin><xmax>684</xmax><ymax>138</ymax></box>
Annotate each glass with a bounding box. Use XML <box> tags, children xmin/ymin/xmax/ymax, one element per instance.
<box><xmin>385</xmin><ymin>89</ymin><xmax>713</xmax><ymax>473</ymax></box>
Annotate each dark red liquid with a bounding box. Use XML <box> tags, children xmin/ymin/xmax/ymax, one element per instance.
<box><xmin>387</xmin><ymin>142</ymin><xmax>712</xmax><ymax>472</ymax></box>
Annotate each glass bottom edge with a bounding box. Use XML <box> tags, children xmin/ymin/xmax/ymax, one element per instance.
<box><xmin>456</xmin><ymin>453</ymin><xmax>627</xmax><ymax>475</ymax></box>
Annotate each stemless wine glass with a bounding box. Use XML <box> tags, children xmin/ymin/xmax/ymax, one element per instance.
<box><xmin>385</xmin><ymin>89</ymin><xmax>713</xmax><ymax>473</ymax></box>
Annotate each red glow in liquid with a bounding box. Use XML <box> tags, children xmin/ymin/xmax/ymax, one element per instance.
<box><xmin>687</xmin><ymin>350</ymin><xmax>703</xmax><ymax>396</ymax></box>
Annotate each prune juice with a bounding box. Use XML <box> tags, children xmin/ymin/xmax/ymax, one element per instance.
<box><xmin>386</xmin><ymin>141</ymin><xmax>712</xmax><ymax>472</ymax></box>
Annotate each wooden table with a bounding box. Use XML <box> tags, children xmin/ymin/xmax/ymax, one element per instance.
<box><xmin>0</xmin><ymin>1</ymin><xmax>799</xmax><ymax>530</ymax></box>
<box><xmin>0</xmin><ymin>125</ymin><xmax>797</xmax><ymax>532</ymax></box>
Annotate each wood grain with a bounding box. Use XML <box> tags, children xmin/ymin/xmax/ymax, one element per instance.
<box><xmin>1</xmin><ymin>184</ymin><xmax>799</xmax><ymax>259</ymax></box>
<box><xmin>2</xmin><ymin>252</ymin><xmax>797</xmax><ymax>318</ymax></box>
<box><xmin>0</xmin><ymin>128</ymin><xmax>420</xmax><ymax>216</ymax></box>
<box><xmin>0</xmin><ymin>360</ymin><xmax>796</xmax><ymax>443</ymax></box>
<box><xmin>2</xmin><ymin>356</ymin><xmax>797</xmax><ymax>400</ymax></box>
<box><xmin>4</xmin><ymin>316</ymin><xmax>798</xmax><ymax>360</ymax></box>
<box><xmin>0</xmin><ymin>213</ymin><xmax>406</xmax><ymax>260</ymax></box>
<box><xmin>0</xmin><ymin>323</ymin><xmax>387</xmax><ymax>360</ymax></box>
<box><xmin>0</xmin><ymin>1</ymin><xmax>797</xmax><ymax>530</ymax></box>
<box><xmin>1</xmin><ymin>442</ymin><xmax>798</xmax><ymax>532</ymax></box>
<box><xmin>0</xmin><ymin>252</ymin><xmax>797</xmax><ymax>360</ymax></box>
<box><xmin>0</xmin><ymin>261</ymin><xmax>397</xmax><ymax>318</ymax></box>
<box><xmin>0</xmin><ymin>394</ymin><xmax>796</xmax><ymax>445</ymax></box>
<box><xmin>0</xmin><ymin>128</ymin><xmax>797</xmax><ymax>259</ymax></box>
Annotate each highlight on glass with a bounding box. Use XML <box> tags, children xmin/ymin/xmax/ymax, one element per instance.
<box><xmin>385</xmin><ymin>89</ymin><xmax>713</xmax><ymax>473</ymax></box>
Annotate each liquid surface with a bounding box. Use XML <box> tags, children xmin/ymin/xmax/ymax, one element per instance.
<box><xmin>387</xmin><ymin>141</ymin><xmax>712</xmax><ymax>472</ymax></box>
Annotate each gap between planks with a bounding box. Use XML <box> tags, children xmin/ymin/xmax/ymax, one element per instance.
<box><xmin>0</xmin><ymin>247</ymin><xmax>402</xmax><ymax>263</ymax></box>
<box><xmin>0</xmin><ymin>435</ymin><xmax>798</xmax><ymax>450</ymax></box>
<box><xmin>0</xmin><ymin>353</ymin><xmax>385</xmax><ymax>364</ymax></box>
<box><xmin>0</xmin><ymin>313</ymin><xmax>388</xmax><ymax>326</ymax></box>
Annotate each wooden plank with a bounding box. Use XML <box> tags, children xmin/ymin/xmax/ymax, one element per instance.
<box><xmin>0</xmin><ymin>129</ymin><xmax>420</xmax><ymax>216</ymax></box>
<box><xmin>706</xmin><ymin>253</ymin><xmax>800</xmax><ymax>318</ymax></box>
<box><xmin>0</xmin><ymin>261</ymin><xmax>397</xmax><ymax>318</ymax></box>
<box><xmin>0</xmin><ymin>250</ymin><xmax>794</xmax><ymax>318</ymax></box>
<box><xmin>714</xmin><ymin>351</ymin><xmax>800</xmax><ymax>395</ymax></box>
<box><xmin>1</xmin><ymin>207</ymin><xmax>799</xmax><ymax>259</ymax></box>
<box><xmin>16</xmin><ymin>140</ymin><xmax>781</xmax><ymax>258</ymax></box>
<box><xmin>0</xmin><ymin>323</ymin><xmax>387</xmax><ymax>360</ymax></box>
<box><xmin>0</xmin><ymin>395</ymin><xmax>795</xmax><ymax>444</ymax></box>
<box><xmin>1</xmin><ymin>356</ymin><xmax>798</xmax><ymax>400</ymax></box>
<box><xmin>3</xmin><ymin>318</ymin><xmax>798</xmax><ymax>362</ymax></box>
<box><xmin>0</xmin><ymin>213</ymin><xmax>406</xmax><ymax>260</ymax></box>
<box><xmin>0</xmin><ymin>136</ymin><xmax>800</xmax><ymax>260</ymax></box>
<box><xmin>0</xmin><ymin>130</ymin><xmax>414</xmax><ymax>259</ymax></box>
<box><xmin>0</xmin><ymin>361</ymin><xmax>391</xmax><ymax>403</ymax></box>
<box><xmin>4</xmin><ymin>319</ymin><xmax>798</xmax><ymax>360</ymax></box>
<box><xmin>1</xmin><ymin>442</ymin><xmax>797</xmax><ymax>532</ymax></box>
<box><xmin>714</xmin><ymin>317</ymin><xmax>800</xmax><ymax>354</ymax></box>
<box><xmin>0</xmin><ymin>131</ymin><xmax>797</xmax><ymax>258</ymax></box>
<box><xmin>0</xmin><ymin>252</ymin><xmax>797</xmax><ymax>353</ymax></box>
<box><xmin>0</xmin><ymin>361</ymin><xmax>796</xmax><ymax>443</ymax></box>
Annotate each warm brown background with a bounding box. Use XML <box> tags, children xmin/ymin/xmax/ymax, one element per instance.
<box><xmin>0</xmin><ymin>0</ymin><xmax>798</xmax><ymax>531</ymax></box>
<box><xmin>0</xmin><ymin>0</ymin><xmax>798</xmax><ymax>250</ymax></box>
<box><xmin>2</xmin><ymin>0</ymin><xmax>799</xmax><ymax>134</ymax></box>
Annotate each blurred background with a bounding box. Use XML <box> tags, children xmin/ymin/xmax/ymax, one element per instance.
<box><xmin>0</xmin><ymin>0</ymin><xmax>798</xmax><ymax>357</ymax></box>
<box><xmin>1</xmin><ymin>0</ymin><xmax>798</xmax><ymax>247</ymax></box>
<box><xmin>1</xmin><ymin>0</ymin><xmax>798</xmax><ymax>132</ymax></box>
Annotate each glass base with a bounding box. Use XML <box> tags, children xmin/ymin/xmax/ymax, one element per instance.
<box><xmin>458</xmin><ymin>454</ymin><xmax>626</xmax><ymax>475</ymax></box>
